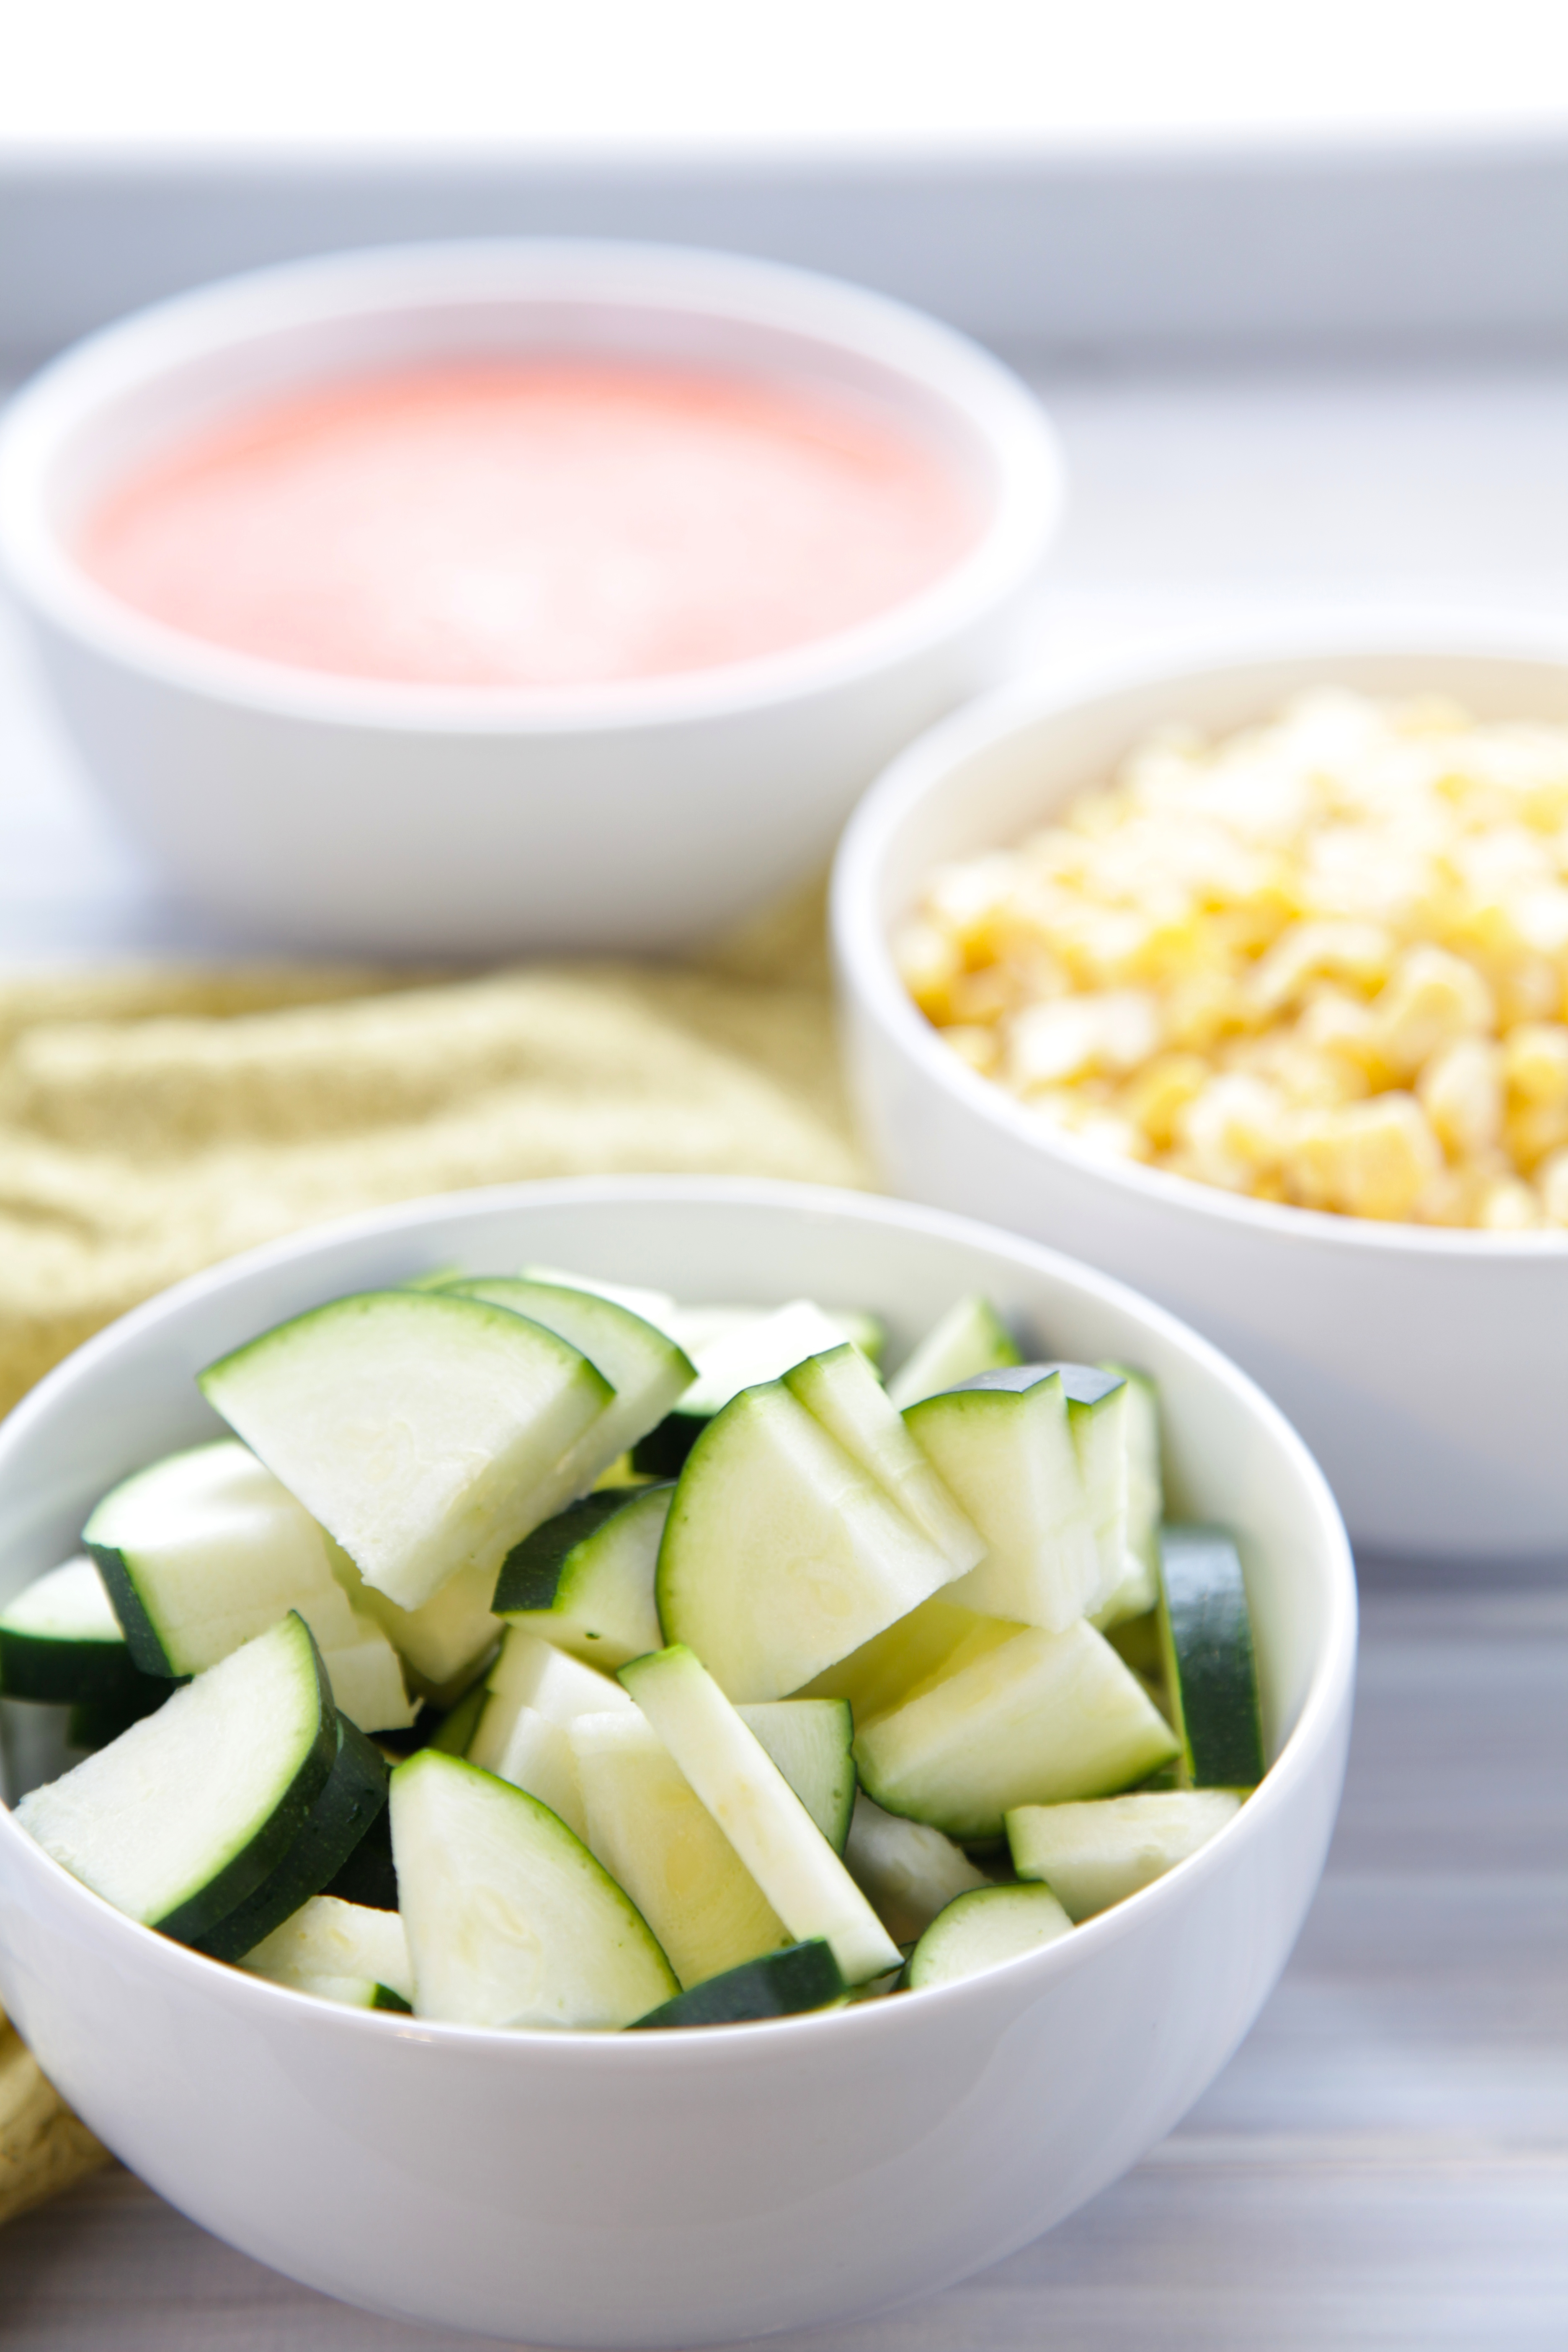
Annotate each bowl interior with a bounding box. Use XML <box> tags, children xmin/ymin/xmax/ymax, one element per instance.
<box><xmin>0</xmin><ymin>1182</ymin><xmax>1351</xmax><ymax>1813</ymax></box>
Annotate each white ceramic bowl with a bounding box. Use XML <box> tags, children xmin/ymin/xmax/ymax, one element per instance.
<box><xmin>0</xmin><ymin>1179</ymin><xmax>1352</xmax><ymax>2346</ymax></box>
<box><xmin>833</xmin><ymin>634</ymin><xmax>1568</xmax><ymax>1561</ymax></box>
<box><xmin>0</xmin><ymin>241</ymin><xmax>1062</xmax><ymax>957</ymax></box>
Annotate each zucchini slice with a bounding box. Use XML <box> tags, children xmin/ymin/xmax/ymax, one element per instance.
<box><xmin>619</xmin><ymin>1646</ymin><xmax>902</xmax><ymax>1985</ymax></box>
<box><xmin>492</xmin><ymin>1485</ymin><xmax>671</xmax><ymax>1667</ymax></box>
<box><xmin>191</xmin><ymin>1712</ymin><xmax>390</xmax><ymax>1963</ymax></box>
<box><xmin>629</xmin><ymin>1939</ymin><xmax>846</xmax><ymax>2029</ymax></box>
<box><xmin>1091</xmin><ymin>1365</ymin><xmax>1163</xmax><ymax>1628</ymax></box>
<box><xmin>240</xmin><ymin>1892</ymin><xmax>414</xmax><ymax>2005</ymax></box>
<box><xmin>390</xmin><ymin>1749</ymin><xmax>677</xmax><ymax>2029</ymax></box>
<box><xmin>569</xmin><ymin>1711</ymin><xmax>790</xmax><ymax>1989</ymax></box>
<box><xmin>632</xmin><ymin>1300</ymin><xmax>883</xmax><ymax>1478</ymax></box>
<box><xmin>843</xmin><ymin>1792</ymin><xmax>990</xmax><ymax>1944</ymax></box>
<box><xmin>736</xmin><ymin>1700</ymin><xmax>855</xmax><ymax>1854</ymax></box>
<box><xmin>781</xmin><ymin>1345</ymin><xmax>982</xmax><ymax>1571</ymax></box>
<box><xmin>905</xmin><ymin>1366</ymin><xmax>1124</xmax><ymax>1632</ymax></box>
<box><xmin>14</xmin><ymin>1612</ymin><xmax>336</xmax><ymax>1945</ymax></box>
<box><xmin>657</xmin><ymin>1383</ymin><xmax>967</xmax><ymax>1702</ymax></box>
<box><xmin>903</xmin><ymin>1883</ymin><xmax>1073</xmax><ymax>1990</ymax></box>
<box><xmin>321</xmin><ymin>1804</ymin><xmax>399</xmax><ymax>1911</ymax></box>
<box><xmin>854</xmin><ymin>1620</ymin><xmax>1180</xmax><ymax>1842</ymax></box>
<box><xmin>199</xmin><ymin>1290</ymin><xmax>614</xmax><ymax>1612</ymax></box>
<box><xmin>84</xmin><ymin>1440</ymin><xmax>364</xmax><ymax>1678</ymax></box>
<box><xmin>1157</xmin><ymin>1525</ymin><xmax>1265</xmax><ymax>1790</ymax></box>
<box><xmin>316</xmin><ymin>1615</ymin><xmax>418</xmax><ymax>1735</ymax></box>
<box><xmin>885</xmin><ymin>1295</ymin><xmax>1023</xmax><ymax>1411</ymax></box>
<box><xmin>1006</xmin><ymin>1790</ymin><xmax>1242</xmax><ymax>1921</ymax></box>
<box><xmin>438</xmin><ymin>1277</ymin><xmax>694</xmax><ymax>1516</ymax></box>
<box><xmin>0</xmin><ymin>1557</ymin><xmax>164</xmax><ymax>1712</ymax></box>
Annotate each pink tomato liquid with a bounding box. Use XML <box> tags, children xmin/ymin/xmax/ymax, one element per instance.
<box><xmin>80</xmin><ymin>359</ymin><xmax>983</xmax><ymax>691</ymax></box>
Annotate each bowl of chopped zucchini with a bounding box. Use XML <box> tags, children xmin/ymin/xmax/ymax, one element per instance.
<box><xmin>0</xmin><ymin>1178</ymin><xmax>1353</xmax><ymax>2346</ymax></box>
<box><xmin>833</xmin><ymin>630</ymin><xmax>1568</xmax><ymax>1559</ymax></box>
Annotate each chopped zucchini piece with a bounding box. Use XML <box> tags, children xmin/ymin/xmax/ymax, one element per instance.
<box><xmin>782</xmin><ymin>1345</ymin><xmax>982</xmax><ymax>1571</ymax></box>
<box><xmin>192</xmin><ymin>1713</ymin><xmax>389</xmax><ymax>1963</ymax></box>
<box><xmin>657</xmin><ymin>1382</ymin><xmax>967</xmax><ymax>1702</ymax></box>
<box><xmin>199</xmin><ymin>1290</ymin><xmax>613</xmax><ymax>1612</ymax></box>
<box><xmin>885</xmin><ymin>1295</ymin><xmax>1023</xmax><ymax>1411</ymax></box>
<box><xmin>492</xmin><ymin>1485</ymin><xmax>670</xmax><ymax>1667</ymax></box>
<box><xmin>854</xmin><ymin>1619</ymin><xmax>1179</xmax><ymax>1841</ymax></box>
<box><xmin>240</xmin><ymin>1891</ymin><xmax>413</xmax><ymax>2004</ymax></box>
<box><xmin>1157</xmin><ymin>1525</ymin><xmax>1265</xmax><ymax>1789</ymax></box>
<box><xmin>630</xmin><ymin>1939</ymin><xmax>846</xmax><ymax>2028</ymax></box>
<box><xmin>0</xmin><ymin>1557</ymin><xmax>164</xmax><ymax>1713</ymax></box>
<box><xmin>390</xmin><ymin>1749</ymin><xmax>677</xmax><ymax>2029</ymax></box>
<box><xmin>1006</xmin><ymin>1790</ymin><xmax>1242</xmax><ymax>1921</ymax></box>
<box><xmin>903</xmin><ymin>1883</ymin><xmax>1073</xmax><ymax>1990</ymax></box>
<box><xmin>14</xmin><ymin>1612</ymin><xmax>336</xmax><ymax>1946</ymax></box>
<box><xmin>735</xmin><ymin>1699</ymin><xmax>855</xmax><ymax>1854</ymax></box>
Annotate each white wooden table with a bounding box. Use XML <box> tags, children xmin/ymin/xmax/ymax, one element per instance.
<box><xmin>3</xmin><ymin>361</ymin><xmax>1567</xmax><ymax>2346</ymax></box>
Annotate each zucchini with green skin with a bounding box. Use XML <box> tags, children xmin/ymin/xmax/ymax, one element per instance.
<box><xmin>0</xmin><ymin>1557</ymin><xmax>165</xmax><ymax>1712</ymax></box>
<box><xmin>795</xmin><ymin>1593</ymin><xmax>999</xmax><ymax>1725</ymax></box>
<box><xmin>240</xmin><ymin>1891</ymin><xmax>413</xmax><ymax>2003</ymax></box>
<box><xmin>191</xmin><ymin>1713</ymin><xmax>389</xmax><ymax>1963</ymax></box>
<box><xmin>390</xmin><ymin>1749</ymin><xmax>678</xmax><ymax>2029</ymax></box>
<box><xmin>630</xmin><ymin>1939</ymin><xmax>845</xmax><ymax>2028</ymax></box>
<box><xmin>619</xmin><ymin>1646</ymin><xmax>901</xmax><ymax>1985</ymax></box>
<box><xmin>84</xmin><ymin>1440</ymin><xmax>367</xmax><ymax>1676</ymax></box>
<box><xmin>1090</xmin><ymin>1365</ymin><xmax>1162</xmax><ymax>1628</ymax></box>
<box><xmin>902</xmin><ymin>1882</ymin><xmax>1073</xmax><ymax>1990</ymax></box>
<box><xmin>1006</xmin><ymin>1790</ymin><xmax>1242</xmax><ymax>1921</ymax></box>
<box><xmin>781</xmin><ymin>1345</ymin><xmax>982</xmax><ymax>1571</ymax></box>
<box><xmin>657</xmin><ymin>1382</ymin><xmax>968</xmax><ymax>1703</ymax></box>
<box><xmin>570</xmin><ymin>1711</ymin><xmax>791</xmax><ymax>1989</ymax></box>
<box><xmin>492</xmin><ymin>1485</ymin><xmax>671</xmax><ymax>1667</ymax></box>
<box><xmin>1157</xmin><ymin>1526</ymin><xmax>1265</xmax><ymax>1789</ymax></box>
<box><xmin>632</xmin><ymin>1300</ymin><xmax>885</xmax><ymax>1478</ymax></box>
<box><xmin>14</xmin><ymin>1612</ymin><xmax>336</xmax><ymax>1947</ymax></box>
<box><xmin>885</xmin><ymin>1295</ymin><xmax>1023</xmax><ymax>1411</ymax></box>
<box><xmin>905</xmin><ymin>1365</ymin><xmax>1127</xmax><ymax>1633</ymax></box>
<box><xmin>199</xmin><ymin>1290</ymin><xmax>614</xmax><ymax>1613</ymax></box>
<box><xmin>438</xmin><ymin>1277</ymin><xmax>694</xmax><ymax>1522</ymax></box>
<box><xmin>736</xmin><ymin>1699</ymin><xmax>855</xmax><ymax>1855</ymax></box>
<box><xmin>854</xmin><ymin>1618</ymin><xmax>1179</xmax><ymax>1842</ymax></box>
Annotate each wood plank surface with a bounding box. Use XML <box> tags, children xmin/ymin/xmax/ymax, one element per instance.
<box><xmin>6</xmin><ymin>1577</ymin><xmax>1564</xmax><ymax>2350</ymax></box>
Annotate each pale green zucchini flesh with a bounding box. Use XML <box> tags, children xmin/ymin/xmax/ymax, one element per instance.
<box><xmin>199</xmin><ymin>1290</ymin><xmax>614</xmax><ymax>1612</ymax></box>
<box><xmin>903</xmin><ymin>1882</ymin><xmax>1074</xmax><ymax>1990</ymax></box>
<box><xmin>389</xmin><ymin>1749</ymin><xmax>677</xmax><ymax>2029</ymax></box>
<box><xmin>492</xmin><ymin>1484</ymin><xmax>671</xmax><ymax>1667</ymax></box>
<box><xmin>885</xmin><ymin>1295</ymin><xmax>1023</xmax><ymax>1411</ymax></box>
<box><xmin>14</xmin><ymin>1612</ymin><xmax>336</xmax><ymax>1946</ymax></box>
<box><xmin>1006</xmin><ymin>1790</ymin><xmax>1242</xmax><ymax>1921</ymax></box>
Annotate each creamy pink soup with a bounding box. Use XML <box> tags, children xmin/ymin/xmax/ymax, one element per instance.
<box><xmin>80</xmin><ymin>360</ymin><xmax>983</xmax><ymax>691</ymax></box>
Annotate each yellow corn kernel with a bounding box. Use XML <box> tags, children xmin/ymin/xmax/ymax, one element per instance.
<box><xmin>1006</xmin><ymin>991</ymin><xmax>1160</xmax><ymax>1092</ymax></box>
<box><xmin>1162</xmin><ymin>970</ymin><xmax>1256</xmax><ymax>1051</ymax></box>
<box><xmin>1282</xmin><ymin>1095</ymin><xmax>1442</xmax><ymax>1221</ymax></box>
<box><xmin>1294</xmin><ymin>989</ymin><xmax>1394</xmax><ymax>1088</ymax></box>
<box><xmin>946</xmin><ymin>966</ymin><xmax>1023</xmax><ymax>1026</ymax></box>
<box><xmin>1119</xmin><ymin>1052</ymin><xmax>1212</xmax><ymax>1150</ymax></box>
<box><xmin>1175</xmin><ymin>1074</ymin><xmax>1292</xmax><ymax>1191</ymax></box>
<box><xmin>894</xmin><ymin>919</ymin><xmax>963</xmax><ymax>1019</ymax></box>
<box><xmin>1503</xmin><ymin>1022</ymin><xmax>1568</xmax><ymax>1104</ymax></box>
<box><xmin>1416</xmin><ymin>1037</ymin><xmax>1503</xmax><ymax>1160</ymax></box>
<box><xmin>1371</xmin><ymin>945</ymin><xmax>1496</xmax><ymax>1077</ymax></box>
<box><xmin>1504</xmin><ymin>1097</ymin><xmax>1568</xmax><ymax>1173</ymax></box>
<box><xmin>1251</xmin><ymin>920</ymin><xmax>1395</xmax><ymax>1014</ymax></box>
<box><xmin>939</xmin><ymin>1025</ymin><xmax>1002</xmax><ymax>1078</ymax></box>
<box><xmin>1476</xmin><ymin>1176</ymin><xmax>1542</xmax><ymax>1231</ymax></box>
<box><xmin>1536</xmin><ymin>1148</ymin><xmax>1568</xmax><ymax>1224</ymax></box>
<box><xmin>1491</xmin><ymin>952</ymin><xmax>1562</xmax><ymax>1026</ymax></box>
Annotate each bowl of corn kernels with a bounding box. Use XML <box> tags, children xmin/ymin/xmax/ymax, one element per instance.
<box><xmin>832</xmin><ymin>635</ymin><xmax>1568</xmax><ymax>1558</ymax></box>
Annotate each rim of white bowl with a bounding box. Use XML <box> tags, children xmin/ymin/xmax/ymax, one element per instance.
<box><xmin>0</xmin><ymin>1175</ymin><xmax>1355</xmax><ymax>2052</ymax></box>
<box><xmin>833</xmin><ymin>622</ymin><xmax>1568</xmax><ymax>1263</ymax></box>
<box><xmin>0</xmin><ymin>240</ymin><xmax>1065</xmax><ymax>735</ymax></box>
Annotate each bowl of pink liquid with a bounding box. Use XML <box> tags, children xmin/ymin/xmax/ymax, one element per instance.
<box><xmin>0</xmin><ymin>242</ymin><xmax>1063</xmax><ymax>955</ymax></box>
